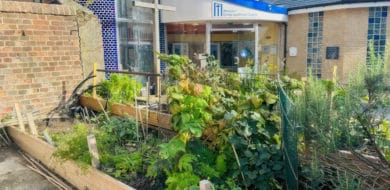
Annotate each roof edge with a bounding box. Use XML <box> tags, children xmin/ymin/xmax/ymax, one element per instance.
<box><xmin>288</xmin><ymin>0</ymin><xmax>390</xmax><ymax>11</ymax></box>
<box><xmin>289</xmin><ymin>2</ymin><xmax>390</xmax><ymax>15</ymax></box>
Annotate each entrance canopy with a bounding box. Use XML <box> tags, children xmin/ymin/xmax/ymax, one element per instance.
<box><xmin>161</xmin><ymin>0</ymin><xmax>288</xmax><ymax>23</ymax></box>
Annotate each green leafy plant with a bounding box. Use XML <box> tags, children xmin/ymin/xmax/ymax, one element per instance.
<box><xmin>97</xmin><ymin>73</ymin><xmax>142</xmax><ymax>104</ymax></box>
<box><xmin>149</xmin><ymin>54</ymin><xmax>285</xmax><ymax>189</ymax></box>
<box><xmin>52</xmin><ymin>123</ymin><xmax>93</xmax><ymax>169</ymax></box>
<box><xmin>99</xmin><ymin>116</ymin><xmax>139</xmax><ymax>146</ymax></box>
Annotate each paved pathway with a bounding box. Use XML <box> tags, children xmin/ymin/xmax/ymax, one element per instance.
<box><xmin>0</xmin><ymin>145</ymin><xmax>57</xmax><ymax>190</ymax></box>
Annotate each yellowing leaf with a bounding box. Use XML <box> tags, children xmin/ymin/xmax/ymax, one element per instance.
<box><xmin>265</xmin><ymin>93</ymin><xmax>278</xmax><ymax>105</ymax></box>
<box><xmin>179</xmin><ymin>79</ymin><xmax>190</xmax><ymax>93</ymax></box>
<box><xmin>250</xmin><ymin>96</ymin><xmax>263</xmax><ymax>108</ymax></box>
<box><xmin>193</xmin><ymin>83</ymin><xmax>204</xmax><ymax>96</ymax></box>
<box><xmin>169</xmin><ymin>104</ymin><xmax>181</xmax><ymax>115</ymax></box>
<box><xmin>179</xmin><ymin>132</ymin><xmax>191</xmax><ymax>143</ymax></box>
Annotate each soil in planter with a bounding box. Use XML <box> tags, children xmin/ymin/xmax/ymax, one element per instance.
<box><xmin>36</xmin><ymin>117</ymin><xmax>84</xmax><ymax>135</ymax></box>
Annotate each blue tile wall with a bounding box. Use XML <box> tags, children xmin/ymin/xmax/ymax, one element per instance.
<box><xmin>78</xmin><ymin>0</ymin><xmax>119</xmax><ymax>78</ymax></box>
<box><xmin>80</xmin><ymin>0</ymin><xmax>166</xmax><ymax>75</ymax></box>
<box><xmin>367</xmin><ymin>7</ymin><xmax>387</xmax><ymax>61</ymax></box>
<box><xmin>160</xmin><ymin>12</ymin><xmax>166</xmax><ymax>72</ymax></box>
<box><xmin>307</xmin><ymin>12</ymin><xmax>324</xmax><ymax>78</ymax></box>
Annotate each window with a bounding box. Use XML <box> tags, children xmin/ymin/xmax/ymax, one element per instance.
<box><xmin>307</xmin><ymin>12</ymin><xmax>324</xmax><ymax>78</ymax></box>
<box><xmin>210</xmin><ymin>43</ymin><xmax>220</xmax><ymax>60</ymax></box>
<box><xmin>172</xmin><ymin>43</ymin><xmax>189</xmax><ymax>56</ymax></box>
<box><xmin>117</xmin><ymin>0</ymin><xmax>154</xmax><ymax>75</ymax></box>
<box><xmin>166</xmin><ymin>23</ymin><xmax>206</xmax><ymax>61</ymax></box>
<box><xmin>367</xmin><ymin>7</ymin><xmax>387</xmax><ymax>61</ymax></box>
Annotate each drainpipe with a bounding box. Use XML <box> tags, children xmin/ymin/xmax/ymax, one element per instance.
<box><xmin>283</xmin><ymin>23</ymin><xmax>288</xmax><ymax>74</ymax></box>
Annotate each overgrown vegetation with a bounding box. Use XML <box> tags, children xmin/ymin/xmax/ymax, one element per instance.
<box><xmin>292</xmin><ymin>43</ymin><xmax>390</xmax><ymax>189</ymax></box>
<box><xmin>147</xmin><ymin>54</ymin><xmax>291</xmax><ymax>189</ymax></box>
<box><xmin>55</xmin><ymin>54</ymin><xmax>293</xmax><ymax>189</ymax></box>
<box><xmin>53</xmin><ymin>45</ymin><xmax>390</xmax><ymax>189</ymax></box>
<box><xmin>52</xmin><ymin>116</ymin><xmax>166</xmax><ymax>189</ymax></box>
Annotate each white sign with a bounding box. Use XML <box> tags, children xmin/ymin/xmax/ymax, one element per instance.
<box><xmin>162</xmin><ymin>0</ymin><xmax>287</xmax><ymax>23</ymax></box>
<box><xmin>289</xmin><ymin>47</ymin><xmax>298</xmax><ymax>57</ymax></box>
<box><xmin>213</xmin><ymin>1</ymin><xmax>259</xmax><ymax>18</ymax></box>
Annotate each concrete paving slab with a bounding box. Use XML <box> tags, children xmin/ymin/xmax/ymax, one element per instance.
<box><xmin>0</xmin><ymin>145</ymin><xmax>57</xmax><ymax>190</ymax></box>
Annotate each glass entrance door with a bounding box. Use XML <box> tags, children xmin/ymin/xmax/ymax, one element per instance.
<box><xmin>210</xmin><ymin>23</ymin><xmax>256</xmax><ymax>72</ymax></box>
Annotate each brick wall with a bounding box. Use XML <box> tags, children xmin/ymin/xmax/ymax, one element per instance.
<box><xmin>286</xmin><ymin>13</ymin><xmax>308</xmax><ymax>77</ymax></box>
<box><xmin>0</xmin><ymin>1</ymin><xmax>83</xmax><ymax>117</ymax></box>
<box><xmin>322</xmin><ymin>8</ymin><xmax>368</xmax><ymax>81</ymax></box>
<box><xmin>286</xmin><ymin>8</ymin><xmax>387</xmax><ymax>81</ymax></box>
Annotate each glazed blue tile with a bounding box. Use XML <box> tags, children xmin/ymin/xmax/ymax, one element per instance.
<box><xmin>307</xmin><ymin>11</ymin><xmax>323</xmax><ymax>77</ymax></box>
<box><xmin>78</xmin><ymin>0</ymin><xmax>119</xmax><ymax>78</ymax></box>
<box><xmin>367</xmin><ymin>6</ymin><xmax>387</xmax><ymax>60</ymax></box>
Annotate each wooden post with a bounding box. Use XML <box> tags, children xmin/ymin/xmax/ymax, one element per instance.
<box><xmin>87</xmin><ymin>134</ymin><xmax>100</xmax><ymax>168</ymax></box>
<box><xmin>199</xmin><ymin>180</ymin><xmax>213</xmax><ymax>190</ymax></box>
<box><xmin>333</xmin><ymin>66</ymin><xmax>337</xmax><ymax>82</ymax></box>
<box><xmin>26</xmin><ymin>113</ymin><xmax>38</xmax><ymax>137</ymax></box>
<box><xmin>92</xmin><ymin>62</ymin><xmax>97</xmax><ymax>98</ymax></box>
<box><xmin>14</xmin><ymin>103</ymin><xmax>25</xmax><ymax>132</ymax></box>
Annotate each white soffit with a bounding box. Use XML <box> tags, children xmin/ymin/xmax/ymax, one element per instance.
<box><xmin>289</xmin><ymin>2</ymin><xmax>390</xmax><ymax>15</ymax></box>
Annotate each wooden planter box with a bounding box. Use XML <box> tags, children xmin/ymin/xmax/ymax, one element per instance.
<box><xmin>79</xmin><ymin>95</ymin><xmax>172</xmax><ymax>130</ymax></box>
<box><xmin>6</xmin><ymin>126</ymin><xmax>135</xmax><ymax>190</ymax></box>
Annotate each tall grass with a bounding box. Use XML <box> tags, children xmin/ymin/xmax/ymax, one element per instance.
<box><xmin>293</xmin><ymin>42</ymin><xmax>390</xmax><ymax>189</ymax></box>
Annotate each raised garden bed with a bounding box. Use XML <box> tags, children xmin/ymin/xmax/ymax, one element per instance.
<box><xmin>79</xmin><ymin>95</ymin><xmax>172</xmax><ymax>130</ymax></box>
<box><xmin>6</xmin><ymin>126</ymin><xmax>135</xmax><ymax>190</ymax></box>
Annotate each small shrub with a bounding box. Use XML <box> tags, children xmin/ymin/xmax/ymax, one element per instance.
<box><xmin>53</xmin><ymin>123</ymin><xmax>92</xmax><ymax>169</ymax></box>
<box><xmin>97</xmin><ymin>74</ymin><xmax>142</xmax><ymax>104</ymax></box>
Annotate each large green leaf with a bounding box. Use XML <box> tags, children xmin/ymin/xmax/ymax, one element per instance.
<box><xmin>159</xmin><ymin>139</ymin><xmax>186</xmax><ymax>160</ymax></box>
<box><xmin>178</xmin><ymin>154</ymin><xmax>194</xmax><ymax>172</ymax></box>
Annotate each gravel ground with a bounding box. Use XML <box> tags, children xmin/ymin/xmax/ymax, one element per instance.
<box><xmin>0</xmin><ymin>145</ymin><xmax>57</xmax><ymax>190</ymax></box>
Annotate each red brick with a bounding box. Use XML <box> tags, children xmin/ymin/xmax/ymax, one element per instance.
<box><xmin>32</xmin><ymin>20</ymin><xmax>49</xmax><ymax>25</ymax></box>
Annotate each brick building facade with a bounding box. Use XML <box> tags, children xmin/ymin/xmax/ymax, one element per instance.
<box><xmin>275</xmin><ymin>0</ymin><xmax>390</xmax><ymax>80</ymax></box>
<box><xmin>0</xmin><ymin>1</ymin><xmax>83</xmax><ymax>117</ymax></box>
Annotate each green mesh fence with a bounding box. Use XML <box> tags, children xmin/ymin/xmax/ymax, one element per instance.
<box><xmin>278</xmin><ymin>85</ymin><xmax>298</xmax><ymax>190</ymax></box>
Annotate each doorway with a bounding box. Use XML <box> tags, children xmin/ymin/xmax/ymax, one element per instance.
<box><xmin>210</xmin><ymin>23</ymin><xmax>256</xmax><ymax>72</ymax></box>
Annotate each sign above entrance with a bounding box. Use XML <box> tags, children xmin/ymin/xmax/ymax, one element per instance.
<box><xmin>213</xmin><ymin>1</ymin><xmax>259</xmax><ymax>17</ymax></box>
<box><xmin>161</xmin><ymin>0</ymin><xmax>287</xmax><ymax>23</ymax></box>
<box><xmin>212</xmin><ymin>1</ymin><xmax>287</xmax><ymax>21</ymax></box>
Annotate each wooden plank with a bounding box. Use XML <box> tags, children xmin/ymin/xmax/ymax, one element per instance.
<box><xmin>87</xmin><ymin>134</ymin><xmax>100</xmax><ymax>168</ymax></box>
<box><xmin>79</xmin><ymin>96</ymin><xmax>107</xmax><ymax>112</ymax></box>
<box><xmin>80</xmin><ymin>95</ymin><xmax>173</xmax><ymax>130</ymax></box>
<box><xmin>135</xmin><ymin>95</ymin><xmax>167</xmax><ymax>104</ymax></box>
<box><xmin>14</xmin><ymin>103</ymin><xmax>25</xmax><ymax>132</ymax></box>
<box><xmin>26</xmin><ymin>113</ymin><xmax>38</xmax><ymax>137</ymax></box>
<box><xmin>111</xmin><ymin>103</ymin><xmax>137</xmax><ymax>116</ymax></box>
<box><xmin>6</xmin><ymin>126</ymin><xmax>135</xmax><ymax>190</ymax></box>
<box><xmin>157</xmin><ymin>112</ymin><xmax>172</xmax><ymax>129</ymax></box>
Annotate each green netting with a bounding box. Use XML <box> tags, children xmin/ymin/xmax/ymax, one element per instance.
<box><xmin>278</xmin><ymin>85</ymin><xmax>298</xmax><ymax>190</ymax></box>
